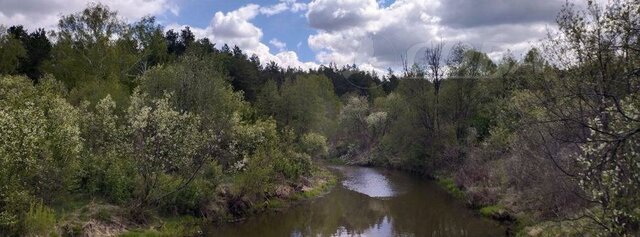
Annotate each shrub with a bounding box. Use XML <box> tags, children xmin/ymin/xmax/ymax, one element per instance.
<box><xmin>0</xmin><ymin>76</ymin><xmax>80</xmax><ymax>233</ymax></box>
<box><xmin>159</xmin><ymin>177</ymin><xmax>217</xmax><ymax>216</ymax></box>
<box><xmin>274</xmin><ymin>151</ymin><xmax>312</xmax><ymax>180</ymax></box>
<box><xmin>300</xmin><ymin>132</ymin><xmax>329</xmax><ymax>159</ymax></box>
<box><xmin>23</xmin><ymin>201</ymin><xmax>56</xmax><ymax>237</ymax></box>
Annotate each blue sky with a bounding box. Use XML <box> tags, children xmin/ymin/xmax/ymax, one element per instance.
<box><xmin>0</xmin><ymin>0</ymin><xmax>570</xmax><ymax>73</ymax></box>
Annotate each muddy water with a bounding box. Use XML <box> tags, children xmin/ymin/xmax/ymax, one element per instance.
<box><xmin>208</xmin><ymin>166</ymin><xmax>505</xmax><ymax>237</ymax></box>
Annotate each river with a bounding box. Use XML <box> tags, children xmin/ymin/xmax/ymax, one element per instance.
<box><xmin>208</xmin><ymin>166</ymin><xmax>506</xmax><ymax>237</ymax></box>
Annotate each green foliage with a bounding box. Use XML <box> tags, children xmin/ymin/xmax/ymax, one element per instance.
<box><xmin>267</xmin><ymin>74</ymin><xmax>339</xmax><ymax>136</ymax></box>
<box><xmin>576</xmin><ymin>97</ymin><xmax>640</xmax><ymax>234</ymax></box>
<box><xmin>0</xmin><ymin>75</ymin><xmax>81</xmax><ymax>233</ymax></box>
<box><xmin>75</xmin><ymin>95</ymin><xmax>137</xmax><ymax>204</ymax></box>
<box><xmin>437</xmin><ymin>178</ymin><xmax>465</xmax><ymax>199</ymax></box>
<box><xmin>138</xmin><ymin>55</ymin><xmax>246</xmax><ymax>124</ymax></box>
<box><xmin>23</xmin><ymin>201</ymin><xmax>57</xmax><ymax>237</ymax></box>
<box><xmin>301</xmin><ymin>132</ymin><xmax>329</xmax><ymax>159</ymax></box>
<box><xmin>5</xmin><ymin>2</ymin><xmax>640</xmax><ymax>236</ymax></box>
<box><xmin>6</xmin><ymin>26</ymin><xmax>52</xmax><ymax>81</ymax></box>
<box><xmin>124</xmin><ymin>90</ymin><xmax>207</xmax><ymax>209</ymax></box>
<box><xmin>0</xmin><ymin>26</ymin><xmax>27</xmax><ymax>75</ymax></box>
<box><xmin>478</xmin><ymin>205</ymin><xmax>505</xmax><ymax>218</ymax></box>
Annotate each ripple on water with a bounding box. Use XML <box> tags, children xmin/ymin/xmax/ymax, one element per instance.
<box><xmin>340</xmin><ymin>167</ymin><xmax>395</xmax><ymax>198</ymax></box>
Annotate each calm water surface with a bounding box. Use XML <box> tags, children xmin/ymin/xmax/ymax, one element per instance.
<box><xmin>208</xmin><ymin>166</ymin><xmax>505</xmax><ymax>237</ymax></box>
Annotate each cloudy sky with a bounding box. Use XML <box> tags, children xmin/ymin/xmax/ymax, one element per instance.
<box><xmin>0</xmin><ymin>0</ymin><xmax>569</xmax><ymax>74</ymax></box>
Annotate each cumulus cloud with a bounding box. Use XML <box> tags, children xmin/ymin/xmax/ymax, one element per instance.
<box><xmin>305</xmin><ymin>0</ymin><xmax>562</xmax><ymax>73</ymax></box>
<box><xmin>437</xmin><ymin>0</ymin><xmax>563</xmax><ymax>28</ymax></box>
<box><xmin>260</xmin><ymin>0</ymin><xmax>308</xmax><ymax>16</ymax></box>
<box><xmin>208</xmin><ymin>4</ymin><xmax>264</xmax><ymax>50</ymax></box>
<box><xmin>307</xmin><ymin>0</ymin><xmax>382</xmax><ymax>32</ymax></box>
<box><xmin>307</xmin><ymin>0</ymin><xmax>438</xmax><ymax>72</ymax></box>
<box><xmin>0</xmin><ymin>0</ymin><xmax>179</xmax><ymax>30</ymax></box>
<box><xmin>269</xmin><ymin>38</ymin><xmax>287</xmax><ymax>52</ymax></box>
<box><xmin>169</xmin><ymin>3</ymin><xmax>317</xmax><ymax>70</ymax></box>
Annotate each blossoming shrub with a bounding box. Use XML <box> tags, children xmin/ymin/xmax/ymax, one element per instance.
<box><xmin>576</xmin><ymin>97</ymin><xmax>640</xmax><ymax>235</ymax></box>
<box><xmin>0</xmin><ymin>76</ymin><xmax>81</xmax><ymax>234</ymax></box>
<box><xmin>301</xmin><ymin>132</ymin><xmax>329</xmax><ymax>159</ymax></box>
<box><xmin>76</xmin><ymin>95</ymin><xmax>136</xmax><ymax>204</ymax></box>
<box><xmin>124</xmin><ymin>90</ymin><xmax>208</xmax><ymax>213</ymax></box>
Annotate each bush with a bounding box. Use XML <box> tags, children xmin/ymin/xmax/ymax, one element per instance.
<box><xmin>235</xmin><ymin>150</ymin><xmax>276</xmax><ymax>199</ymax></box>
<box><xmin>274</xmin><ymin>151</ymin><xmax>312</xmax><ymax>180</ymax></box>
<box><xmin>300</xmin><ymin>132</ymin><xmax>329</xmax><ymax>159</ymax></box>
<box><xmin>159</xmin><ymin>177</ymin><xmax>217</xmax><ymax>216</ymax></box>
<box><xmin>0</xmin><ymin>190</ymin><xmax>35</xmax><ymax>235</ymax></box>
<box><xmin>23</xmin><ymin>201</ymin><xmax>56</xmax><ymax>236</ymax></box>
<box><xmin>0</xmin><ymin>76</ymin><xmax>80</xmax><ymax>234</ymax></box>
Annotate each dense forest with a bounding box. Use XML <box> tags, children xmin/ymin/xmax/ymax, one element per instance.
<box><xmin>0</xmin><ymin>0</ymin><xmax>639</xmax><ymax>236</ymax></box>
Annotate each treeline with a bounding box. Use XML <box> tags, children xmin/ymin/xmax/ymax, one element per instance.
<box><xmin>333</xmin><ymin>1</ymin><xmax>640</xmax><ymax>236</ymax></box>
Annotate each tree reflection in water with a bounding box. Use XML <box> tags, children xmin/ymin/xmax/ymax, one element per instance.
<box><xmin>208</xmin><ymin>166</ymin><xmax>504</xmax><ymax>237</ymax></box>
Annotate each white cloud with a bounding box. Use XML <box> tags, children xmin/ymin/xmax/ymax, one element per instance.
<box><xmin>168</xmin><ymin>3</ymin><xmax>317</xmax><ymax>70</ymax></box>
<box><xmin>305</xmin><ymin>0</ymin><xmax>557</xmax><ymax>74</ymax></box>
<box><xmin>208</xmin><ymin>4</ymin><xmax>263</xmax><ymax>50</ymax></box>
<box><xmin>260</xmin><ymin>3</ymin><xmax>289</xmax><ymax>16</ymax></box>
<box><xmin>0</xmin><ymin>0</ymin><xmax>179</xmax><ymax>30</ymax></box>
<box><xmin>307</xmin><ymin>0</ymin><xmax>438</xmax><ymax>72</ymax></box>
<box><xmin>269</xmin><ymin>38</ymin><xmax>287</xmax><ymax>52</ymax></box>
<box><xmin>260</xmin><ymin>0</ymin><xmax>308</xmax><ymax>16</ymax></box>
<box><xmin>306</xmin><ymin>0</ymin><xmax>382</xmax><ymax>32</ymax></box>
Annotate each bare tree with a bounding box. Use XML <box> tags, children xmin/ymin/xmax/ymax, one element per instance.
<box><xmin>424</xmin><ymin>41</ymin><xmax>446</xmax><ymax>131</ymax></box>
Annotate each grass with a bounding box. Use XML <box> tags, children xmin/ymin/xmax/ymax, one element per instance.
<box><xmin>24</xmin><ymin>201</ymin><xmax>57</xmax><ymax>237</ymax></box>
<box><xmin>479</xmin><ymin>205</ymin><xmax>504</xmax><ymax>217</ymax></box>
<box><xmin>120</xmin><ymin>216</ymin><xmax>202</xmax><ymax>237</ymax></box>
<box><xmin>293</xmin><ymin>167</ymin><xmax>337</xmax><ymax>200</ymax></box>
<box><xmin>436</xmin><ymin>177</ymin><xmax>465</xmax><ymax>199</ymax></box>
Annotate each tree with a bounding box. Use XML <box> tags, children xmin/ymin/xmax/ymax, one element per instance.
<box><xmin>49</xmin><ymin>3</ymin><xmax>133</xmax><ymax>105</ymax></box>
<box><xmin>424</xmin><ymin>42</ymin><xmax>446</xmax><ymax>133</ymax></box>
<box><xmin>130</xmin><ymin>17</ymin><xmax>169</xmax><ymax>73</ymax></box>
<box><xmin>7</xmin><ymin>26</ymin><xmax>52</xmax><ymax>82</ymax></box>
<box><xmin>534</xmin><ymin>1</ymin><xmax>640</xmax><ymax>234</ymax></box>
<box><xmin>0</xmin><ymin>26</ymin><xmax>26</xmax><ymax>75</ymax></box>
<box><xmin>125</xmin><ymin>90</ymin><xmax>207</xmax><ymax>215</ymax></box>
<box><xmin>275</xmin><ymin>75</ymin><xmax>339</xmax><ymax>136</ymax></box>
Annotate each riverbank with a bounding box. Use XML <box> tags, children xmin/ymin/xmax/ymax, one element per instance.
<box><xmin>433</xmin><ymin>175</ymin><xmax>521</xmax><ymax>233</ymax></box>
<box><xmin>433</xmin><ymin>174</ymin><xmax>592</xmax><ymax>237</ymax></box>
<box><xmin>46</xmin><ymin>165</ymin><xmax>336</xmax><ymax>237</ymax></box>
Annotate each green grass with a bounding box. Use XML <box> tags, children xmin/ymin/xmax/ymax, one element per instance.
<box><xmin>120</xmin><ymin>216</ymin><xmax>202</xmax><ymax>237</ymax></box>
<box><xmin>24</xmin><ymin>201</ymin><xmax>57</xmax><ymax>237</ymax></box>
<box><xmin>436</xmin><ymin>178</ymin><xmax>465</xmax><ymax>199</ymax></box>
<box><xmin>265</xmin><ymin>199</ymin><xmax>286</xmax><ymax>209</ymax></box>
<box><xmin>293</xmin><ymin>168</ymin><xmax>337</xmax><ymax>200</ymax></box>
<box><xmin>479</xmin><ymin>205</ymin><xmax>504</xmax><ymax>217</ymax></box>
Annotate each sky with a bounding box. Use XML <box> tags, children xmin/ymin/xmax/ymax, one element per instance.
<box><xmin>0</xmin><ymin>0</ymin><xmax>571</xmax><ymax>74</ymax></box>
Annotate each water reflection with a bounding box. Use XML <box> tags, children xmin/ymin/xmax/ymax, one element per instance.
<box><xmin>208</xmin><ymin>166</ymin><xmax>505</xmax><ymax>237</ymax></box>
<box><xmin>338</xmin><ymin>166</ymin><xmax>396</xmax><ymax>198</ymax></box>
